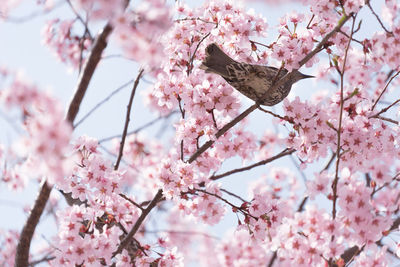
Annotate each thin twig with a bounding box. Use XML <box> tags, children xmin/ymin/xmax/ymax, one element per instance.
<box><xmin>338</xmin><ymin>30</ymin><xmax>363</xmax><ymax>45</ymax></box>
<box><xmin>210</xmin><ymin>148</ymin><xmax>295</xmax><ymax>180</ymax></box>
<box><xmin>98</xmin><ymin>111</ymin><xmax>178</xmax><ymax>143</ymax></box>
<box><xmin>112</xmin><ymin>189</ymin><xmax>164</xmax><ymax>257</ymax></box>
<box><xmin>29</xmin><ymin>255</ymin><xmax>56</xmax><ymax>266</ymax></box>
<box><xmin>371</xmin><ymin>97</ymin><xmax>400</xmax><ymax>119</ymax></box>
<box><xmin>332</xmin><ymin>15</ymin><xmax>356</xmax><ymax>221</ymax></box>
<box><xmin>258</xmin><ymin>107</ymin><xmax>291</xmax><ymax>122</ymax></box>
<box><xmin>114</xmin><ymin>69</ymin><xmax>144</xmax><ymax>171</ymax></box>
<box><xmin>74</xmin><ymin>79</ymin><xmax>135</xmax><ymax>128</ymax></box>
<box><xmin>370</xmin><ymin>70</ymin><xmax>400</xmax><ymax>112</ymax></box>
<box><xmin>187</xmin><ymin>32</ymin><xmax>211</xmax><ymax>75</ymax></box>
<box><xmin>374</xmin><ymin>115</ymin><xmax>399</xmax><ymax>125</ymax></box>
<box><xmin>220</xmin><ymin>188</ymin><xmax>248</xmax><ymax>203</ymax></box>
<box><xmin>321</xmin><ymin>152</ymin><xmax>336</xmax><ymax>173</ymax></box>
<box><xmin>306</xmin><ymin>14</ymin><xmax>315</xmax><ymax>29</ymax></box>
<box><xmin>119</xmin><ymin>193</ymin><xmax>144</xmax><ymax>211</ymax></box>
<box><xmin>174</xmin><ymin>17</ymin><xmax>216</xmax><ymax>25</ymax></box>
<box><xmin>366</xmin><ymin>1</ymin><xmax>392</xmax><ymax>34</ymax></box>
<box><xmin>297</xmin><ymin>196</ymin><xmax>308</xmax><ymax>212</ymax></box>
<box><xmin>65</xmin><ymin>0</ymin><xmax>93</xmax><ymax>39</ymax></box>
<box><xmin>289</xmin><ymin>154</ymin><xmax>307</xmax><ymax>183</ymax></box>
<box><xmin>195</xmin><ymin>188</ymin><xmax>257</xmax><ymax>219</ymax></box>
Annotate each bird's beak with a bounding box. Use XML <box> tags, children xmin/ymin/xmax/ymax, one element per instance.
<box><xmin>301</xmin><ymin>74</ymin><xmax>315</xmax><ymax>79</ymax></box>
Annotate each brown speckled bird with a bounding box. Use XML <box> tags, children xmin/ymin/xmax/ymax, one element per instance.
<box><xmin>200</xmin><ymin>43</ymin><xmax>314</xmax><ymax>106</ymax></box>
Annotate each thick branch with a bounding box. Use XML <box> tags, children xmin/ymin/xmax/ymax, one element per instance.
<box><xmin>66</xmin><ymin>23</ymin><xmax>113</xmax><ymax>124</ymax></box>
<box><xmin>112</xmin><ymin>189</ymin><xmax>164</xmax><ymax>257</ymax></box>
<box><xmin>14</xmin><ymin>181</ymin><xmax>51</xmax><ymax>267</ymax></box>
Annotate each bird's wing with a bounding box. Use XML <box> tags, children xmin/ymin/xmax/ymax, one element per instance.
<box><xmin>225</xmin><ymin>63</ymin><xmax>253</xmax><ymax>82</ymax></box>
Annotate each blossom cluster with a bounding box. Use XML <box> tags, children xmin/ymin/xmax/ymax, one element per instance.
<box><xmin>41</xmin><ymin>19</ymin><xmax>92</xmax><ymax>69</ymax></box>
<box><xmin>0</xmin><ymin>71</ymin><xmax>72</xmax><ymax>187</ymax></box>
<box><xmin>112</xmin><ymin>0</ymin><xmax>173</xmax><ymax>69</ymax></box>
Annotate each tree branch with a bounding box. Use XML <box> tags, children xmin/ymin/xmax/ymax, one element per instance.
<box><xmin>14</xmin><ymin>180</ymin><xmax>52</xmax><ymax>267</ymax></box>
<box><xmin>332</xmin><ymin>15</ymin><xmax>356</xmax><ymax>220</ymax></box>
<box><xmin>98</xmin><ymin>111</ymin><xmax>178</xmax><ymax>143</ymax></box>
<box><xmin>210</xmin><ymin>148</ymin><xmax>295</xmax><ymax>180</ymax></box>
<box><xmin>74</xmin><ymin>78</ymin><xmax>135</xmax><ymax>128</ymax></box>
<box><xmin>66</xmin><ymin>23</ymin><xmax>113</xmax><ymax>124</ymax></box>
<box><xmin>370</xmin><ymin>70</ymin><xmax>400</xmax><ymax>112</ymax></box>
<box><xmin>112</xmin><ymin>189</ymin><xmax>164</xmax><ymax>257</ymax></box>
<box><xmin>366</xmin><ymin>0</ymin><xmax>392</xmax><ymax>34</ymax></box>
<box><xmin>114</xmin><ymin>69</ymin><xmax>144</xmax><ymax>170</ymax></box>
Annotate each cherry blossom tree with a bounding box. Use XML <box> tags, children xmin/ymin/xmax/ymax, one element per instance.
<box><xmin>1</xmin><ymin>0</ymin><xmax>400</xmax><ymax>266</ymax></box>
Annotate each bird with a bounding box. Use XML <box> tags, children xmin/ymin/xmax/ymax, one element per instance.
<box><xmin>200</xmin><ymin>43</ymin><xmax>314</xmax><ymax>106</ymax></box>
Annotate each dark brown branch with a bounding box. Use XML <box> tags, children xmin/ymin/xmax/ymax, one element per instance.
<box><xmin>267</xmin><ymin>252</ymin><xmax>278</xmax><ymax>267</ymax></box>
<box><xmin>210</xmin><ymin>148</ymin><xmax>295</xmax><ymax>180</ymax></box>
<box><xmin>66</xmin><ymin>23</ymin><xmax>113</xmax><ymax>124</ymax></box>
<box><xmin>15</xmin><ymin>23</ymin><xmax>115</xmax><ymax>267</ymax></box>
<box><xmin>112</xmin><ymin>189</ymin><xmax>164</xmax><ymax>257</ymax></box>
<box><xmin>114</xmin><ymin>69</ymin><xmax>144</xmax><ymax>170</ymax></box>
<box><xmin>14</xmin><ymin>181</ymin><xmax>52</xmax><ymax>267</ymax></box>
<box><xmin>297</xmin><ymin>196</ymin><xmax>308</xmax><ymax>212</ymax></box>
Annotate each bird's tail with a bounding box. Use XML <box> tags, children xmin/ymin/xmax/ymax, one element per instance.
<box><xmin>200</xmin><ymin>43</ymin><xmax>236</xmax><ymax>77</ymax></box>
